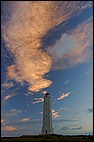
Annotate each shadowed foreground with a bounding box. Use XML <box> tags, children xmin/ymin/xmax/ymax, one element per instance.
<box><xmin>1</xmin><ymin>134</ymin><xmax>93</xmax><ymax>141</ymax></box>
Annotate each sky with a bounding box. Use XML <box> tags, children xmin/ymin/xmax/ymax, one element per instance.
<box><xmin>1</xmin><ymin>1</ymin><xmax>93</xmax><ymax>137</ymax></box>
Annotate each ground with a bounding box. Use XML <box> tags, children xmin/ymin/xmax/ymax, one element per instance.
<box><xmin>1</xmin><ymin>134</ymin><xmax>93</xmax><ymax>141</ymax></box>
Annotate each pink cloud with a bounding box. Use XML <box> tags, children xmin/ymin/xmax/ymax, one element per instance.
<box><xmin>3</xmin><ymin>93</ymin><xmax>17</xmax><ymax>102</ymax></box>
<box><xmin>21</xmin><ymin>117</ymin><xmax>30</xmax><ymax>122</ymax></box>
<box><xmin>32</xmin><ymin>98</ymin><xmax>44</xmax><ymax>104</ymax></box>
<box><xmin>2</xmin><ymin>82</ymin><xmax>14</xmax><ymax>89</ymax></box>
<box><xmin>1</xmin><ymin>119</ymin><xmax>6</xmax><ymax>124</ymax></box>
<box><xmin>52</xmin><ymin>109</ymin><xmax>59</xmax><ymax>119</ymax></box>
<box><xmin>2</xmin><ymin>1</ymin><xmax>92</xmax><ymax>92</ymax></box>
<box><xmin>2</xmin><ymin>125</ymin><xmax>17</xmax><ymax>131</ymax></box>
<box><xmin>58</xmin><ymin>92</ymin><xmax>71</xmax><ymax>100</ymax></box>
<box><xmin>3</xmin><ymin>95</ymin><xmax>12</xmax><ymax>102</ymax></box>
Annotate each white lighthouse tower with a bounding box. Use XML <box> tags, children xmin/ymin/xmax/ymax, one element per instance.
<box><xmin>41</xmin><ymin>93</ymin><xmax>53</xmax><ymax>134</ymax></box>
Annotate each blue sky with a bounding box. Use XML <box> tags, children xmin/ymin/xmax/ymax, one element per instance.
<box><xmin>1</xmin><ymin>1</ymin><xmax>93</xmax><ymax>137</ymax></box>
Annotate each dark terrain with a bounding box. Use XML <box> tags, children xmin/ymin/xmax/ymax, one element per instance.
<box><xmin>1</xmin><ymin>134</ymin><xmax>93</xmax><ymax>141</ymax></box>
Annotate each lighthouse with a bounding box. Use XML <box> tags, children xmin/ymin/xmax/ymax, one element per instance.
<box><xmin>41</xmin><ymin>93</ymin><xmax>53</xmax><ymax>134</ymax></box>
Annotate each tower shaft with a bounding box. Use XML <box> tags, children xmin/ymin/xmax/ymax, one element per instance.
<box><xmin>41</xmin><ymin>93</ymin><xmax>53</xmax><ymax>134</ymax></box>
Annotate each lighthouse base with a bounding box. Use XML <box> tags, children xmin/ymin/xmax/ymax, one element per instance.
<box><xmin>41</xmin><ymin>127</ymin><xmax>53</xmax><ymax>135</ymax></box>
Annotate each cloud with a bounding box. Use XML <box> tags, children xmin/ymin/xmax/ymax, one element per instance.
<box><xmin>5</xmin><ymin>109</ymin><xmax>22</xmax><ymax>117</ymax></box>
<box><xmin>1</xmin><ymin>109</ymin><xmax>22</xmax><ymax>127</ymax></box>
<box><xmin>60</xmin><ymin>107</ymin><xmax>70</xmax><ymax>111</ymax></box>
<box><xmin>1</xmin><ymin>119</ymin><xmax>6</xmax><ymax>124</ymax></box>
<box><xmin>73</xmin><ymin>111</ymin><xmax>83</xmax><ymax>116</ymax></box>
<box><xmin>21</xmin><ymin>117</ymin><xmax>30</xmax><ymax>122</ymax></box>
<box><xmin>86</xmin><ymin>108</ymin><xmax>93</xmax><ymax>113</ymax></box>
<box><xmin>57</xmin><ymin>92</ymin><xmax>71</xmax><ymax>100</ymax></box>
<box><xmin>2</xmin><ymin>125</ymin><xmax>17</xmax><ymax>131</ymax></box>
<box><xmin>3</xmin><ymin>93</ymin><xmax>17</xmax><ymax>102</ymax></box>
<box><xmin>53</xmin><ymin>119</ymin><xmax>77</xmax><ymax>123</ymax></box>
<box><xmin>25</xmin><ymin>91</ymin><xmax>33</xmax><ymax>96</ymax></box>
<box><xmin>2</xmin><ymin>82</ymin><xmax>14</xmax><ymax>89</ymax></box>
<box><xmin>64</xmin><ymin>80</ymin><xmax>70</xmax><ymax>84</ymax></box>
<box><xmin>32</xmin><ymin>98</ymin><xmax>44</xmax><ymax>104</ymax></box>
<box><xmin>71</xmin><ymin>126</ymin><xmax>82</xmax><ymax>130</ymax></box>
<box><xmin>60</xmin><ymin>125</ymin><xmax>82</xmax><ymax>131</ymax></box>
<box><xmin>39</xmin><ymin>112</ymin><xmax>43</xmax><ymax>115</ymax></box>
<box><xmin>52</xmin><ymin>109</ymin><xmax>59</xmax><ymax>119</ymax></box>
<box><xmin>69</xmin><ymin>124</ymin><xmax>78</xmax><ymax>127</ymax></box>
<box><xmin>2</xmin><ymin>1</ymin><xmax>54</xmax><ymax>92</ymax></box>
<box><xmin>42</xmin><ymin>91</ymin><xmax>48</xmax><ymax>94</ymax></box>
<box><xmin>47</xmin><ymin>17</ymin><xmax>93</xmax><ymax>70</ymax></box>
<box><xmin>1</xmin><ymin>1</ymin><xmax>92</xmax><ymax>92</ymax></box>
<box><xmin>60</xmin><ymin>126</ymin><xmax>70</xmax><ymax>130</ymax></box>
<box><xmin>85</xmin><ymin>66</ymin><xmax>93</xmax><ymax>78</ymax></box>
<box><xmin>3</xmin><ymin>95</ymin><xmax>13</xmax><ymax>102</ymax></box>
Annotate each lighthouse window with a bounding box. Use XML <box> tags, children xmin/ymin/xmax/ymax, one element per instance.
<box><xmin>46</xmin><ymin>116</ymin><xmax>47</xmax><ymax>118</ymax></box>
<box><xmin>46</xmin><ymin>109</ymin><xmax>47</xmax><ymax>111</ymax></box>
<box><xmin>46</xmin><ymin>123</ymin><xmax>47</xmax><ymax>125</ymax></box>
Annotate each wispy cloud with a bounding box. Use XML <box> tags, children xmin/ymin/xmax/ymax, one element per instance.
<box><xmin>32</xmin><ymin>98</ymin><xmax>44</xmax><ymax>104</ymax></box>
<box><xmin>3</xmin><ymin>93</ymin><xmax>17</xmax><ymax>102</ymax></box>
<box><xmin>52</xmin><ymin>109</ymin><xmax>59</xmax><ymax>119</ymax></box>
<box><xmin>85</xmin><ymin>66</ymin><xmax>93</xmax><ymax>78</ymax></box>
<box><xmin>5</xmin><ymin>109</ymin><xmax>22</xmax><ymax>117</ymax></box>
<box><xmin>2</xmin><ymin>82</ymin><xmax>14</xmax><ymax>89</ymax></box>
<box><xmin>60</xmin><ymin>107</ymin><xmax>70</xmax><ymax>111</ymax></box>
<box><xmin>21</xmin><ymin>117</ymin><xmax>30</xmax><ymax>122</ymax></box>
<box><xmin>3</xmin><ymin>95</ymin><xmax>13</xmax><ymax>102</ymax></box>
<box><xmin>2</xmin><ymin>1</ymin><xmax>92</xmax><ymax>92</ymax></box>
<box><xmin>25</xmin><ymin>91</ymin><xmax>33</xmax><ymax>96</ymax></box>
<box><xmin>73</xmin><ymin>111</ymin><xmax>83</xmax><ymax>116</ymax></box>
<box><xmin>2</xmin><ymin>125</ymin><xmax>17</xmax><ymax>131</ymax></box>
<box><xmin>57</xmin><ymin>92</ymin><xmax>71</xmax><ymax>100</ymax></box>
<box><xmin>63</xmin><ymin>80</ymin><xmax>70</xmax><ymax>84</ymax></box>
<box><xmin>1</xmin><ymin>109</ymin><xmax>22</xmax><ymax>128</ymax></box>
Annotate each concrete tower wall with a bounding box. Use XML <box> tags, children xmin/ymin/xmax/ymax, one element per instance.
<box><xmin>41</xmin><ymin>94</ymin><xmax>53</xmax><ymax>134</ymax></box>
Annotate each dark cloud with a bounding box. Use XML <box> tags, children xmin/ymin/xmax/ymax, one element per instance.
<box><xmin>60</xmin><ymin>126</ymin><xmax>70</xmax><ymax>130</ymax></box>
<box><xmin>60</xmin><ymin>125</ymin><xmax>82</xmax><ymax>131</ymax></box>
<box><xmin>71</xmin><ymin>126</ymin><xmax>82</xmax><ymax>130</ymax></box>
<box><xmin>69</xmin><ymin>124</ymin><xmax>78</xmax><ymax>127</ymax></box>
<box><xmin>86</xmin><ymin>108</ymin><xmax>93</xmax><ymax>113</ymax></box>
<box><xmin>53</xmin><ymin>119</ymin><xmax>77</xmax><ymax>123</ymax></box>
